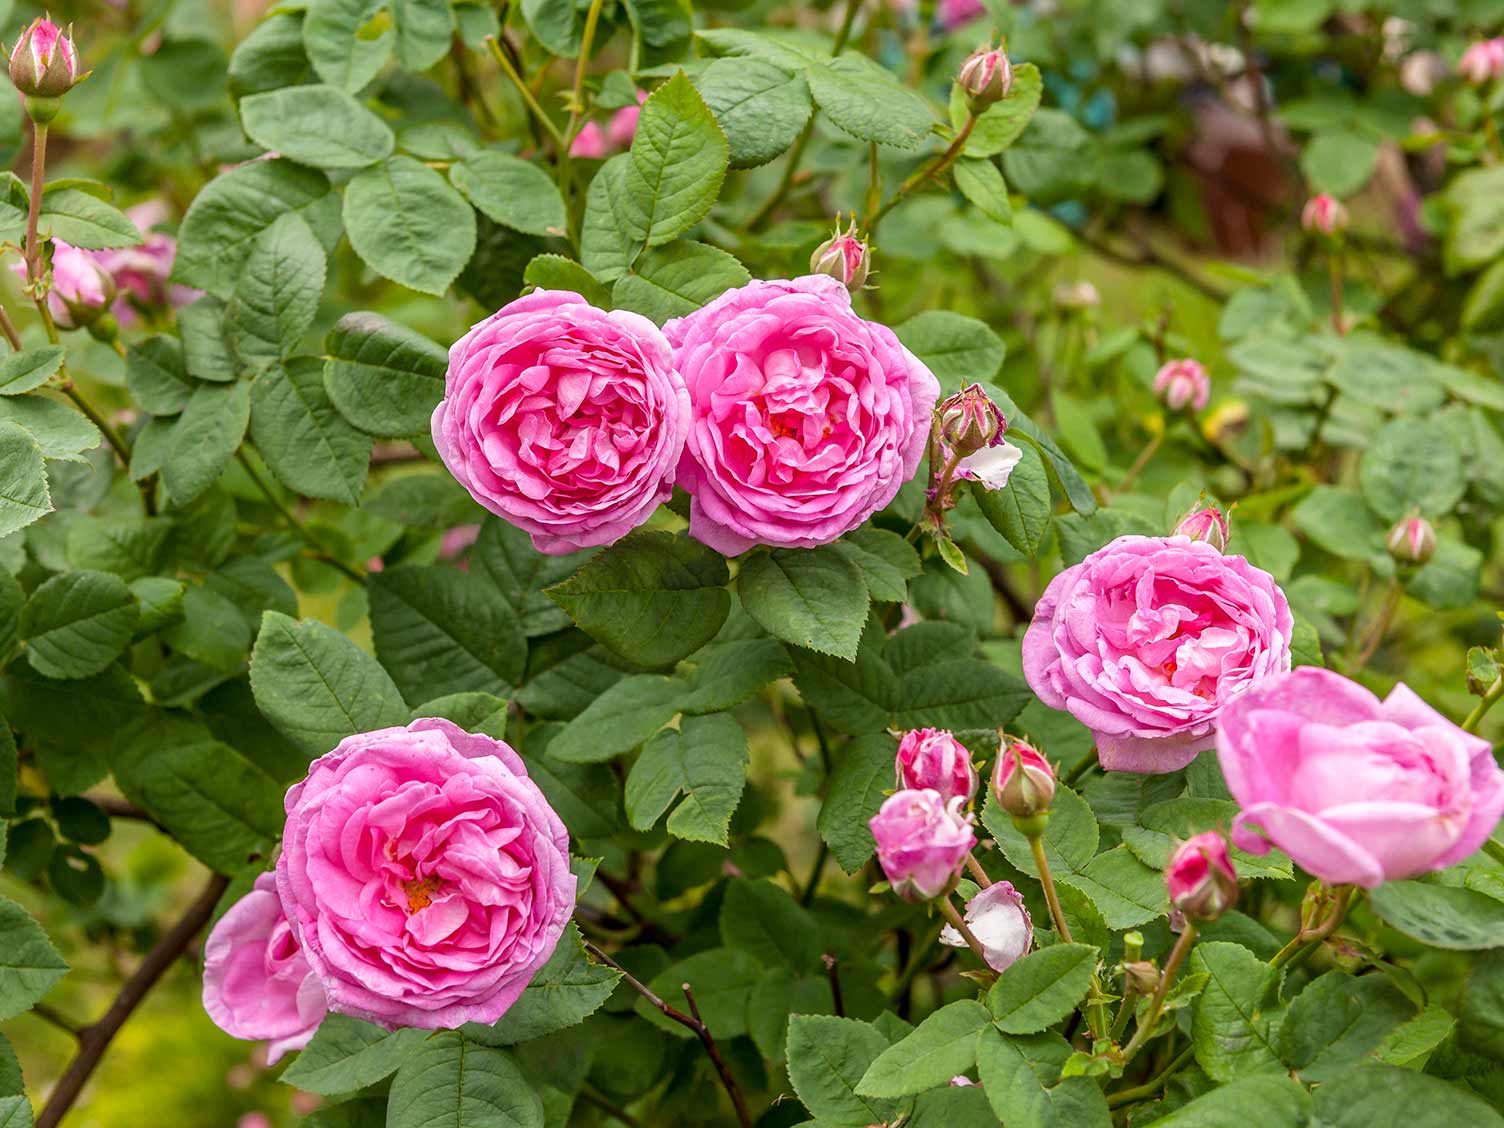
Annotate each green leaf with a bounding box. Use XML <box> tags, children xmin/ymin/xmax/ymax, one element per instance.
<box><xmin>369</xmin><ymin>565</ymin><xmax>526</xmax><ymax>702</ymax></box>
<box><xmin>720</xmin><ymin>877</ymin><xmax>822</xmax><ymax>973</ymax></box>
<box><xmin>954</xmin><ymin>158</ymin><xmax>1012</xmax><ymax>225</ymax></box>
<box><xmin>522</xmin><ymin>254</ymin><xmax>610</xmax><ymax>307</ymax></box>
<box><xmin>343</xmin><ymin>156</ymin><xmax>476</xmax><ymax>295</ymax></box>
<box><xmin>856</xmin><ymin>1000</ymin><xmax>992</xmax><ymax>1098</ymax></box>
<box><xmin>250</xmin><ymin>358</ymin><xmax>371</xmax><ymax>504</ymax></box>
<box><xmin>975</xmin><ymin>1029</ymin><xmax>1111</xmax><ymax>1128</ymax></box>
<box><xmin>817</xmin><ymin>732</ymin><xmax>896</xmax><ymax>873</ymax></box>
<box><xmin>694</xmin><ymin>57</ymin><xmax>811</xmax><ymax>169</ymax></box>
<box><xmin>987</xmin><ymin>944</ymin><xmax>1098</xmax><ymax>1035</ymax></box>
<box><xmin>161</xmin><ymin>382</ymin><xmax>250</xmax><ymax>505</ymax></box>
<box><xmin>738</xmin><ymin>546</ymin><xmax>869</xmax><ymax>660</ymax></box>
<box><xmin>1300</xmin><ymin>132</ymin><xmax>1379</xmax><ymax>196</ymax></box>
<box><xmin>954</xmin><ymin>63</ymin><xmax>1043</xmax><ymax>157</ymax></box>
<box><xmin>385</xmin><ymin>1034</ymin><xmax>544</xmax><ymax>1128</ymax></box>
<box><xmin>124</xmin><ymin>337</ymin><xmax>192</xmax><ymax>415</ymax></box>
<box><xmin>303</xmin><ymin>0</ymin><xmax>393</xmax><ymax>92</ymax></box>
<box><xmin>521</xmin><ymin>0</ymin><xmax>585</xmax><ymax>56</ymax></box>
<box><xmin>0</xmin><ymin>895</ymin><xmax>68</xmax><ymax>1020</ymax></box>
<box><xmin>228</xmin><ymin>213</ymin><xmax>327</xmax><ymax>369</ymax></box>
<box><xmin>624</xmin><ymin>713</ymin><xmax>748</xmax><ymax>844</ymax></box>
<box><xmin>20</xmin><ymin>570</ymin><xmax>139</xmax><ymax>680</ymax></box>
<box><xmin>1002</xmin><ymin>110</ymin><xmax>1098</xmax><ymax>202</ymax></box>
<box><xmin>621</xmin><ymin>0</ymin><xmax>692</xmax><ymax>70</ymax></box>
<box><xmin>281</xmin><ymin>1015</ymin><xmax>427</xmax><ymax>1096</ymax></box>
<box><xmin>807</xmin><ymin>53</ymin><xmax>933</xmax><ymax>150</ymax></box>
<box><xmin>471</xmin><ymin>518</ymin><xmax>590</xmax><ymax>638</ymax></box>
<box><xmin>1056</xmin><ymin>846</ymin><xmax>1167</xmax><ymax>930</ymax></box>
<box><xmin>1277</xmin><ymin>971</ymin><xmax>1416</xmax><ymax>1082</ymax></box>
<box><xmin>621</xmin><ymin>72</ymin><xmax>728</xmax><ymax>249</ymax></box>
<box><xmin>611</xmin><ymin>241</ymin><xmax>750</xmax><ymax>324</ymax></box>
<box><xmin>1444</xmin><ymin>164</ymin><xmax>1504</xmax><ymax>275</ymax></box>
<box><xmin>0</xmin><ymin>347</ymin><xmax>64</xmax><ymax>396</ymax></box>
<box><xmin>131</xmin><ymin>740</ymin><xmax>286</xmax><ymax>873</ymax></box>
<box><xmin>229</xmin><ymin>12</ymin><xmax>315</xmax><ymax>98</ymax></box>
<box><xmin>1369</xmin><ymin>881</ymin><xmax>1504</xmax><ymax>950</ymax></box>
<box><xmin>449</xmin><ymin>151</ymin><xmax>566</xmax><ymax>237</ymax></box>
<box><xmin>1310</xmin><ymin>1064</ymin><xmax>1504</xmax><ymax>1128</ymax></box>
<box><xmin>179</xmin><ymin>296</ymin><xmax>238</xmax><ymax>383</ymax></box>
<box><xmin>241</xmin><ymin>85</ymin><xmax>395</xmax><ymax>169</ymax></box>
<box><xmin>1190</xmin><ymin>941</ymin><xmax>1284</xmax><ymax>1083</ymax></box>
<box><xmin>1144</xmin><ymin>1075</ymin><xmax>1311</xmax><ymax>1127</ymax></box>
<box><xmin>579</xmin><ymin>155</ymin><xmax>637</xmax><ymax>281</ymax></box>
<box><xmin>637</xmin><ymin>946</ymin><xmax>762</xmax><ymax>1040</ymax></box>
<box><xmin>1359</xmin><ymin>418</ymin><xmax>1466</xmax><ymax>521</ymax></box>
<box><xmin>1461</xmin><ymin>949</ymin><xmax>1504</xmax><ymax>1062</ymax></box>
<box><xmin>392</xmin><ymin>0</ymin><xmax>453</xmax><ymax>70</ymax></box>
<box><xmin>464</xmin><ymin>923</ymin><xmax>620</xmax><ymax>1047</ymax></box>
<box><xmin>991</xmin><ymin>387</ymin><xmax>1095</xmax><ymax>515</ymax></box>
<box><xmin>676</xmin><ymin>637</ymin><xmax>793</xmax><ymax>714</ymax></box>
<box><xmin>894</xmin><ymin>310</ymin><xmax>1005</xmax><ymax>390</ymax></box>
<box><xmin>832</xmin><ymin>528</ymin><xmax>922</xmax><ymax>603</ymax></box>
<box><xmin>983</xmin><ymin>783</ymin><xmax>1099</xmax><ymax>878</ymax></box>
<box><xmin>37</xmin><ymin>189</ymin><xmax>144</xmax><ymax>249</ymax></box>
<box><xmin>786</xmin><ymin>1015</ymin><xmax>900</xmax><ymax>1125</ymax></box>
<box><xmin>546</xmin><ymin>531</ymin><xmax>730</xmax><ymax>668</ymax></box>
<box><xmin>1291</xmin><ymin>485</ymin><xmax>1386</xmax><ymax>562</ymax></box>
<box><xmin>249</xmin><ymin>610</ymin><xmax>410</xmax><ymax>759</ymax></box>
<box><xmin>0</xmin><ymin>423</ymin><xmax>51</xmax><ymax>537</ymax></box>
<box><xmin>544</xmin><ymin>673</ymin><xmax>682</xmax><ymax>762</ymax></box>
<box><xmin>322</xmin><ymin>310</ymin><xmax>448</xmax><ymax>436</ymax></box>
<box><xmin>973</xmin><ymin>441</ymin><xmax>1051</xmax><ymax>556</ymax></box>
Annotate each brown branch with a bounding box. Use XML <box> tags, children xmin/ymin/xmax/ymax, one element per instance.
<box><xmin>37</xmin><ymin>873</ymin><xmax>230</xmax><ymax>1128</ymax></box>
<box><xmin>823</xmin><ymin>952</ymin><xmax>844</xmax><ymax>1017</ymax></box>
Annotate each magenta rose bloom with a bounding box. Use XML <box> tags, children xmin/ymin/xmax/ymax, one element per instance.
<box><xmin>1022</xmin><ymin>535</ymin><xmax>1293</xmax><ymax>774</ymax></box>
<box><xmin>202</xmin><ymin>873</ymin><xmax>326</xmax><ymax>1063</ymax></box>
<box><xmin>895</xmin><ymin>728</ymin><xmax>977</xmax><ymax>804</ymax></box>
<box><xmin>276</xmin><ymin>718</ymin><xmax>576</xmax><ymax>1029</ymax></box>
<box><xmin>1218</xmin><ymin>668</ymin><xmax>1504</xmax><ymax>889</ymax></box>
<box><xmin>432</xmin><ymin>290</ymin><xmax>690</xmax><ymax>555</ymax></box>
<box><xmin>869</xmin><ymin>788</ymin><xmax>975</xmax><ymax>901</ymax></box>
<box><xmin>665</xmin><ymin>275</ymin><xmax>940</xmax><ymax>554</ymax></box>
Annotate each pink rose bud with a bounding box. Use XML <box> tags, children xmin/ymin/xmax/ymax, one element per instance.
<box><xmin>1459</xmin><ymin>38</ymin><xmax>1504</xmax><ymax>85</ymax></box>
<box><xmin>938</xmin><ymin>880</ymin><xmax>1033</xmax><ymax>972</ymax></box>
<box><xmin>992</xmin><ymin>737</ymin><xmax>1056</xmax><ymax>817</ymax></box>
<box><xmin>896</xmin><ymin>728</ymin><xmax>978</xmax><ymax>804</ymax></box>
<box><xmin>202</xmin><ymin>874</ymin><xmax>327</xmax><ymax>1065</ymax></box>
<box><xmin>1386</xmin><ymin>512</ymin><xmax>1437</xmax><ymax>566</ymax></box>
<box><xmin>958</xmin><ymin>43</ymin><xmax>1013</xmax><ymax>112</ymax></box>
<box><xmin>1301</xmin><ymin>193</ymin><xmax>1349</xmax><ymax>236</ymax></box>
<box><xmin>1166</xmin><ymin>831</ymin><xmax>1239</xmax><ymax>923</ymax></box>
<box><xmin>938</xmin><ymin>383</ymin><xmax>1004</xmax><ymax>456</ymax></box>
<box><xmin>810</xmin><ymin>218</ymin><xmax>871</xmax><ymax>292</ymax></box>
<box><xmin>8</xmin><ymin>17</ymin><xmax>81</xmax><ymax>100</ymax></box>
<box><xmin>607</xmin><ymin>90</ymin><xmax>647</xmax><ymax>149</ymax></box>
<box><xmin>1173</xmin><ymin>503</ymin><xmax>1230</xmax><ymax>552</ymax></box>
<box><xmin>869</xmin><ymin>788</ymin><xmax>976</xmax><ymax>901</ymax></box>
<box><xmin>569</xmin><ymin>121</ymin><xmax>607</xmax><ymax>159</ymax></box>
<box><xmin>1219</xmin><ymin>668</ymin><xmax>1504</xmax><ymax>888</ymax></box>
<box><xmin>10</xmin><ymin>240</ymin><xmax>115</xmax><ymax>330</ymax></box>
<box><xmin>1153</xmin><ymin>357</ymin><xmax>1210</xmax><ymax>412</ymax></box>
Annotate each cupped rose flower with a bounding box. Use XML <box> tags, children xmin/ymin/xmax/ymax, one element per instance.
<box><xmin>1217</xmin><ymin>668</ymin><xmax>1504</xmax><ymax>889</ymax></box>
<box><xmin>277</xmin><ymin>718</ymin><xmax>577</xmax><ymax>1029</ymax></box>
<box><xmin>432</xmin><ymin>290</ymin><xmax>690</xmax><ymax>555</ymax></box>
<box><xmin>939</xmin><ymin>881</ymin><xmax>1032</xmax><ymax>971</ymax></box>
<box><xmin>11</xmin><ymin>239</ymin><xmax>114</xmax><ymax>329</ymax></box>
<box><xmin>896</xmin><ymin>728</ymin><xmax>977</xmax><ymax>804</ymax></box>
<box><xmin>870</xmin><ymin>788</ymin><xmax>975</xmax><ymax>901</ymax></box>
<box><xmin>1459</xmin><ymin>38</ymin><xmax>1504</xmax><ymax>85</ymax></box>
<box><xmin>1301</xmin><ymin>193</ymin><xmax>1349</xmax><ymax>236</ymax></box>
<box><xmin>666</xmin><ymin>275</ymin><xmax>939</xmax><ymax>554</ymax></box>
<box><xmin>1166</xmin><ymin>831</ymin><xmax>1238</xmax><ymax>922</ymax></box>
<box><xmin>1022</xmin><ymin>535</ymin><xmax>1294</xmax><ymax>773</ymax></box>
<box><xmin>1153</xmin><ymin>357</ymin><xmax>1210</xmax><ymax>412</ymax></box>
<box><xmin>202</xmin><ymin>874</ymin><xmax>326</xmax><ymax>1064</ymax></box>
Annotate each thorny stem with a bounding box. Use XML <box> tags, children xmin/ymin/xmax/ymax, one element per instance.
<box><xmin>1350</xmin><ymin>577</ymin><xmax>1403</xmax><ymax>673</ymax></box>
<box><xmin>1269</xmin><ymin>884</ymin><xmax>1356</xmax><ymax>972</ymax></box>
<box><xmin>1115</xmin><ymin>430</ymin><xmax>1163</xmax><ymax>494</ymax></box>
<box><xmin>938</xmin><ymin>895</ymin><xmax>991</xmax><ymax>967</ymax></box>
<box><xmin>1120</xmin><ymin>922</ymin><xmax>1197</xmax><ymax>1064</ymax></box>
<box><xmin>25</xmin><ymin>122</ymin><xmax>48</xmax><ymax>279</ymax></box>
<box><xmin>823</xmin><ymin>953</ymin><xmax>845</xmax><ymax>1017</ymax></box>
<box><xmin>1108</xmin><ymin>1044</ymin><xmax>1195</xmax><ymax>1108</ymax></box>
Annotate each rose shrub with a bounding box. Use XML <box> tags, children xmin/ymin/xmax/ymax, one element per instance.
<box><xmin>2</xmin><ymin>2</ymin><xmax>1504</xmax><ymax>1127</ymax></box>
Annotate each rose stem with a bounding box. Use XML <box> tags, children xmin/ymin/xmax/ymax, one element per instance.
<box><xmin>822</xmin><ymin>953</ymin><xmax>845</xmax><ymax>1017</ymax></box>
<box><xmin>235</xmin><ymin>449</ymin><xmax>366</xmax><ymax>585</ymax></box>
<box><xmin>1107</xmin><ymin>1044</ymin><xmax>1196</xmax><ymax>1109</ymax></box>
<box><xmin>964</xmin><ymin>853</ymin><xmax>993</xmax><ymax>888</ymax></box>
<box><xmin>1120</xmin><ymin>922</ymin><xmax>1198</xmax><ymax>1064</ymax></box>
<box><xmin>1269</xmin><ymin>884</ymin><xmax>1356</xmax><ymax>972</ymax></box>
<box><xmin>1028</xmin><ymin>834</ymin><xmax>1074</xmax><ymax>943</ymax></box>
<box><xmin>1463</xmin><ymin>675</ymin><xmax>1504</xmax><ymax>733</ymax></box>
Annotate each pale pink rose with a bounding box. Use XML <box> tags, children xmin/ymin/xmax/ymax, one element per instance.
<box><xmin>939</xmin><ymin>0</ymin><xmax>986</xmax><ymax>29</ymax></box>
<box><xmin>237</xmin><ymin>1114</ymin><xmax>273</xmax><ymax>1128</ymax></box>
<box><xmin>432</xmin><ymin>290</ymin><xmax>690</xmax><ymax>555</ymax></box>
<box><xmin>10</xmin><ymin>240</ymin><xmax>113</xmax><ymax>329</ymax></box>
<box><xmin>607</xmin><ymin>91</ymin><xmax>647</xmax><ymax>149</ymax></box>
<box><xmin>9</xmin><ymin>17</ymin><xmax>79</xmax><ymax>97</ymax></box>
<box><xmin>955</xmin><ymin>441</ymin><xmax>1021</xmax><ymax>490</ymax></box>
<box><xmin>666</xmin><ymin>275</ymin><xmax>939</xmax><ymax>554</ymax></box>
<box><xmin>1173</xmin><ymin>504</ymin><xmax>1229</xmax><ymax>552</ymax></box>
<box><xmin>896</xmin><ymin>728</ymin><xmax>977</xmax><ymax>804</ymax></box>
<box><xmin>1459</xmin><ymin>38</ymin><xmax>1504</xmax><ymax>85</ymax></box>
<box><xmin>1022</xmin><ymin>535</ymin><xmax>1293</xmax><ymax>774</ymax></box>
<box><xmin>276</xmin><ymin>718</ymin><xmax>577</xmax><ymax>1029</ymax></box>
<box><xmin>939</xmin><ymin>881</ymin><xmax>1032</xmax><ymax>971</ymax></box>
<box><xmin>1301</xmin><ymin>193</ymin><xmax>1348</xmax><ymax>236</ymax></box>
<box><xmin>1153</xmin><ymin>358</ymin><xmax>1210</xmax><ymax>412</ymax></box>
<box><xmin>869</xmin><ymin>788</ymin><xmax>975</xmax><ymax>901</ymax></box>
<box><xmin>202</xmin><ymin>873</ymin><xmax>326</xmax><ymax>1064</ymax></box>
<box><xmin>99</xmin><ymin>202</ymin><xmax>200</xmax><ymax>326</ymax></box>
<box><xmin>1166</xmin><ymin>830</ymin><xmax>1238</xmax><ymax>921</ymax></box>
<box><xmin>1218</xmin><ymin>668</ymin><xmax>1504</xmax><ymax>889</ymax></box>
<box><xmin>569</xmin><ymin>121</ymin><xmax>607</xmax><ymax>159</ymax></box>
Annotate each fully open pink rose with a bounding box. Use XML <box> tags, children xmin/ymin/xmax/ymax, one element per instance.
<box><xmin>277</xmin><ymin>718</ymin><xmax>577</xmax><ymax>1029</ymax></box>
<box><xmin>666</xmin><ymin>275</ymin><xmax>939</xmax><ymax>554</ymax></box>
<box><xmin>896</xmin><ymin>728</ymin><xmax>977</xmax><ymax>803</ymax></box>
<box><xmin>432</xmin><ymin>290</ymin><xmax>690</xmax><ymax>555</ymax></box>
<box><xmin>1218</xmin><ymin>668</ymin><xmax>1504</xmax><ymax>888</ymax></box>
<box><xmin>1023</xmin><ymin>535</ymin><xmax>1293</xmax><ymax>773</ymax></box>
<box><xmin>869</xmin><ymin>788</ymin><xmax>975</xmax><ymax>901</ymax></box>
<box><xmin>202</xmin><ymin>874</ymin><xmax>325</xmax><ymax>1063</ymax></box>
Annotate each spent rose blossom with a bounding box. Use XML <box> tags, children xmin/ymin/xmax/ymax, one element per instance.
<box><xmin>810</xmin><ymin>218</ymin><xmax>871</xmax><ymax>292</ymax></box>
<box><xmin>1166</xmin><ymin>831</ymin><xmax>1239</xmax><ymax>922</ymax></box>
<box><xmin>1153</xmin><ymin>357</ymin><xmax>1210</xmax><ymax>412</ymax></box>
<box><xmin>1173</xmin><ymin>503</ymin><xmax>1230</xmax><ymax>552</ymax></box>
<box><xmin>276</xmin><ymin>718</ymin><xmax>577</xmax><ymax>1028</ymax></box>
<box><xmin>432</xmin><ymin>290</ymin><xmax>690</xmax><ymax>555</ymax></box>
<box><xmin>992</xmin><ymin>738</ymin><xmax>1056</xmax><ymax>817</ymax></box>
<box><xmin>1218</xmin><ymin>668</ymin><xmax>1504</xmax><ymax>889</ymax></box>
<box><xmin>939</xmin><ymin>881</ymin><xmax>1033</xmax><ymax>972</ymax></box>
<box><xmin>1301</xmin><ymin>193</ymin><xmax>1349</xmax><ymax>236</ymax></box>
<box><xmin>202</xmin><ymin>874</ymin><xmax>325</xmax><ymax>1064</ymax></box>
<box><xmin>11</xmin><ymin>240</ymin><xmax>114</xmax><ymax>329</ymax></box>
<box><xmin>870</xmin><ymin>788</ymin><xmax>975</xmax><ymax>901</ymax></box>
<box><xmin>1023</xmin><ymin>534</ymin><xmax>1294</xmax><ymax>773</ymax></box>
<box><xmin>1459</xmin><ymin>38</ymin><xmax>1504</xmax><ymax>85</ymax></box>
<box><xmin>895</xmin><ymin>728</ymin><xmax>978</xmax><ymax>804</ymax></box>
<box><xmin>8</xmin><ymin>17</ymin><xmax>80</xmax><ymax>99</ymax></box>
<box><xmin>666</xmin><ymin>275</ymin><xmax>939</xmax><ymax>554</ymax></box>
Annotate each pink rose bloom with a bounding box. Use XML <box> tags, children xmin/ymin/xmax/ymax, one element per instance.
<box><xmin>569</xmin><ymin>121</ymin><xmax>607</xmax><ymax>159</ymax></box>
<box><xmin>276</xmin><ymin>718</ymin><xmax>577</xmax><ymax>1029</ymax></box>
<box><xmin>99</xmin><ymin>201</ymin><xmax>200</xmax><ymax>326</ymax></box>
<box><xmin>432</xmin><ymin>290</ymin><xmax>690</xmax><ymax>555</ymax></box>
<box><xmin>1459</xmin><ymin>38</ymin><xmax>1504</xmax><ymax>84</ymax></box>
<box><xmin>869</xmin><ymin>788</ymin><xmax>975</xmax><ymax>901</ymax></box>
<box><xmin>1301</xmin><ymin>193</ymin><xmax>1348</xmax><ymax>236</ymax></box>
<box><xmin>939</xmin><ymin>0</ymin><xmax>985</xmax><ymax>29</ymax></box>
<box><xmin>1165</xmin><ymin>830</ymin><xmax>1238</xmax><ymax>921</ymax></box>
<box><xmin>607</xmin><ymin>91</ymin><xmax>647</xmax><ymax>149</ymax></box>
<box><xmin>1173</xmin><ymin>504</ymin><xmax>1230</xmax><ymax>552</ymax></box>
<box><xmin>1218</xmin><ymin>668</ymin><xmax>1504</xmax><ymax>889</ymax></box>
<box><xmin>666</xmin><ymin>275</ymin><xmax>939</xmax><ymax>554</ymax></box>
<box><xmin>1023</xmin><ymin>535</ymin><xmax>1294</xmax><ymax>774</ymax></box>
<box><xmin>202</xmin><ymin>873</ymin><xmax>326</xmax><ymax>1064</ymax></box>
<box><xmin>1153</xmin><ymin>358</ymin><xmax>1210</xmax><ymax>412</ymax></box>
<box><xmin>11</xmin><ymin>239</ymin><xmax>113</xmax><ymax>329</ymax></box>
<box><xmin>939</xmin><ymin>881</ymin><xmax>1032</xmax><ymax>971</ymax></box>
<box><xmin>895</xmin><ymin>728</ymin><xmax>977</xmax><ymax>804</ymax></box>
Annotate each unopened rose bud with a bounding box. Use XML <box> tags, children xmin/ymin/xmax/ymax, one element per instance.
<box><xmin>1122</xmin><ymin>960</ymin><xmax>1160</xmax><ymax>994</ymax></box>
<box><xmin>869</xmin><ymin>788</ymin><xmax>975</xmax><ymax>902</ymax></box>
<box><xmin>938</xmin><ymin>383</ymin><xmax>1003</xmax><ymax>456</ymax></box>
<box><xmin>1386</xmin><ymin>512</ymin><xmax>1437</xmax><ymax>567</ymax></box>
<box><xmin>1301</xmin><ymin>193</ymin><xmax>1349</xmax><ymax>237</ymax></box>
<box><xmin>1174</xmin><ymin>503</ymin><xmax>1229</xmax><ymax>552</ymax></box>
<box><xmin>958</xmin><ymin>43</ymin><xmax>1012</xmax><ymax>112</ymax></box>
<box><xmin>8</xmin><ymin>18</ymin><xmax>82</xmax><ymax>105</ymax></box>
<box><xmin>992</xmin><ymin>737</ymin><xmax>1055</xmax><ymax>819</ymax></box>
<box><xmin>1459</xmin><ymin>38</ymin><xmax>1504</xmax><ymax>86</ymax></box>
<box><xmin>810</xmin><ymin>218</ymin><xmax>870</xmax><ymax>292</ymax></box>
<box><xmin>1052</xmin><ymin>280</ymin><xmax>1100</xmax><ymax>311</ymax></box>
<box><xmin>1166</xmin><ymin>831</ymin><xmax>1239</xmax><ymax>923</ymax></box>
<box><xmin>1153</xmin><ymin>357</ymin><xmax>1210</xmax><ymax>413</ymax></box>
<box><xmin>938</xmin><ymin>881</ymin><xmax>1033</xmax><ymax>972</ymax></box>
<box><xmin>10</xmin><ymin>240</ymin><xmax>115</xmax><ymax>330</ymax></box>
<box><xmin>896</xmin><ymin>728</ymin><xmax>978</xmax><ymax>805</ymax></box>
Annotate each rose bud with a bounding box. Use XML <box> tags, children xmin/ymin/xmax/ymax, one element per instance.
<box><xmin>1173</xmin><ymin>503</ymin><xmax>1230</xmax><ymax>553</ymax></box>
<box><xmin>10</xmin><ymin>240</ymin><xmax>115</xmax><ymax>330</ymax></box>
<box><xmin>1301</xmin><ymin>192</ymin><xmax>1349</xmax><ymax>237</ymax></box>
<box><xmin>869</xmin><ymin>788</ymin><xmax>976</xmax><ymax>901</ymax></box>
<box><xmin>938</xmin><ymin>881</ymin><xmax>1033</xmax><ymax>972</ymax></box>
<box><xmin>958</xmin><ymin>43</ymin><xmax>1012</xmax><ymax>112</ymax></box>
<box><xmin>939</xmin><ymin>383</ymin><xmax>1004</xmax><ymax>456</ymax></box>
<box><xmin>1386</xmin><ymin>512</ymin><xmax>1437</xmax><ymax>567</ymax></box>
<box><xmin>1166</xmin><ymin>831</ymin><xmax>1239</xmax><ymax>923</ymax></box>
<box><xmin>1459</xmin><ymin>38</ymin><xmax>1504</xmax><ymax>86</ymax></box>
<box><xmin>8</xmin><ymin>18</ymin><xmax>82</xmax><ymax>104</ymax></box>
<box><xmin>896</xmin><ymin>728</ymin><xmax>978</xmax><ymax>804</ymax></box>
<box><xmin>992</xmin><ymin>737</ymin><xmax>1056</xmax><ymax>818</ymax></box>
<box><xmin>810</xmin><ymin>218</ymin><xmax>871</xmax><ymax>292</ymax></box>
<box><xmin>1153</xmin><ymin>357</ymin><xmax>1210</xmax><ymax>413</ymax></box>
